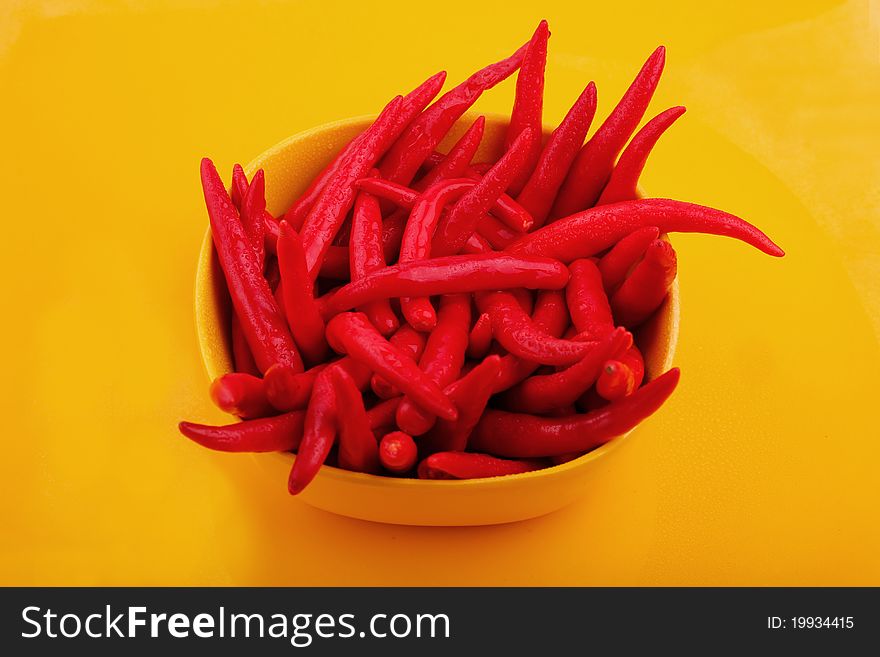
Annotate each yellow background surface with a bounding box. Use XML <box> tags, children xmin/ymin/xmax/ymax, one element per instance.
<box><xmin>1</xmin><ymin>0</ymin><xmax>878</xmax><ymax>585</ymax></box>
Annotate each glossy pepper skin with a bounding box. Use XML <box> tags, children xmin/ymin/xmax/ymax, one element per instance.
<box><xmin>179</xmin><ymin>412</ymin><xmax>305</xmax><ymax>453</ymax></box>
<box><xmin>595</xmin><ymin>359</ymin><xmax>636</xmax><ymax>401</ymax></box>
<box><xmin>552</xmin><ymin>46</ymin><xmax>667</xmax><ymax>217</ymax></box>
<box><xmin>326</xmin><ymin>312</ymin><xmax>458</xmax><ymax>422</ymax></box>
<box><xmin>241</xmin><ymin>169</ymin><xmax>267</xmax><ymax>267</ymax></box>
<box><xmin>277</xmin><ymin>221</ymin><xmax>329</xmax><ymax>366</ymax></box>
<box><xmin>516</xmin><ymin>82</ymin><xmax>597</xmax><ymax>227</ymax></box>
<box><xmin>418</xmin><ymin>452</ymin><xmax>544</xmax><ymax>480</ymax></box>
<box><xmin>350</xmin><ymin>189</ymin><xmax>399</xmax><ymax>336</ymax></box>
<box><xmin>505</xmin><ymin>20</ymin><xmax>550</xmax><ymax>195</ymax></box>
<box><xmin>596</xmin><ymin>106</ymin><xmax>686</xmax><ymax>206</ymax></box>
<box><xmin>500</xmin><ymin>327</ymin><xmax>631</xmax><ymax>413</ymax></box>
<box><xmin>371</xmin><ymin>324</ymin><xmax>428</xmax><ymax>399</ymax></box>
<box><xmin>611</xmin><ymin>239</ymin><xmax>677</xmax><ymax>327</ymax></box>
<box><xmin>507</xmin><ymin>198</ymin><xmax>785</xmax><ymax>261</ymax></box>
<box><xmin>433</xmin><ymin>128</ymin><xmax>537</xmax><ymax>256</ymax></box>
<box><xmin>288</xmin><ymin>366</ymin><xmax>338</xmax><ymax>494</ymax></box>
<box><xmin>478</xmin><ymin>290</ymin><xmax>591</xmax><ymax>366</ymax></box>
<box><xmin>597</xmin><ymin>226</ymin><xmax>660</xmax><ymax>291</ymax></box>
<box><xmin>470</xmin><ymin>367</ymin><xmax>680</xmax><ymax>457</ymax></box>
<box><xmin>209</xmin><ymin>372</ymin><xmax>275</xmax><ymax>419</ymax></box>
<box><xmin>395</xmin><ymin>294</ymin><xmax>471</xmax><ymax>435</ymax></box>
<box><xmin>379</xmin><ymin>43</ymin><xmax>527</xmax><ymax>187</ymax></box>
<box><xmin>330</xmin><ymin>366</ymin><xmax>381</xmax><ymax>474</ymax></box>
<box><xmin>378</xmin><ymin>431</ymin><xmax>418</xmax><ymax>474</ymax></box>
<box><xmin>565</xmin><ymin>258</ymin><xmax>615</xmax><ymax>340</ymax></box>
<box><xmin>413</xmin><ymin>116</ymin><xmax>485</xmax><ymax>191</ymax></box>
<box><xmin>230</xmin><ymin>315</ymin><xmax>260</xmax><ymax>376</ymax></box>
<box><xmin>201</xmin><ymin>158</ymin><xmax>302</xmax><ymax>374</ymax></box>
<box><xmin>318</xmin><ymin>253</ymin><xmax>570</xmax><ymax>319</ymax></box>
<box><xmin>264</xmin><ymin>363</ymin><xmax>327</xmax><ymax>412</ymax></box>
<box><xmin>466</xmin><ymin>312</ymin><xmax>493</xmax><ymax>360</ymax></box>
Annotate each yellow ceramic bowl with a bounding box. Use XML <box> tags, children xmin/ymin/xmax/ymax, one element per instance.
<box><xmin>194</xmin><ymin>113</ymin><xmax>679</xmax><ymax>526</ymax></box>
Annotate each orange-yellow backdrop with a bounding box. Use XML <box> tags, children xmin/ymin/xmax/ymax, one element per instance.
<box><xmin>1</xmin><ymin>0</ymin><xmax>878</xmax><ymax>585</ymax></box>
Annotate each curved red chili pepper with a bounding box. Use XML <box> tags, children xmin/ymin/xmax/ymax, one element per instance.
<box><xmin>471</xmin><ymin>367</ymin><xmax>680</xmax><ymax>457</ymax></box>
<box><xmin>179</xmin><ymin>412</ymin><xmax>305</xmax><ymax>453</ymax></box>
<box><xmin>433</xmin><ymin>128</ymin><xmax>537</xmax><ymax>256</ymax></box>
<box><xmin>288</xmin><ymin>366</ymin><xmax>337</xmax><ymax>494</ymax></box>
<box><xmin>461</xmin><ymin>232</ymin><xmax>493</xmax><ymax>255</ymax></box>
<box><xmin>476</xmin><ymin>212</ymin><xmax>521</xmax><ymax>249</ymax></box>
<box><xmin>378</xmin><ymin>431</ymin><xmax>418</xmax><ymax>474</ymax></box>
<box><xmin>500</xmin><ymin>327</ymin><xmax>631</xmax><ymax>413</ymax></box>
<box><xmin>478</xmin><ymin>290</ymin><xmax>591</xmax><ymax>366</ymax></box>
<box><xmin>318</xmin><ymin>253</ymin><xmax>569</xmax><ymax>319</ymax></box>
<box><xmin>565</xmin><ymin>258</ymin><xmax>614</xmax><ymax>339</ymax></box>
<box><xmin>418</xmin><ymin>452</ymin><xmax>544</xmax><ymax>480</ymax></box>
<box><xmin>493</xmin><ymin>289</ymin><xmax>571</xmax><ymax>392</ymax></box>
<box><xmin>507</xmin><ymin>198</ymin><xmax>784</xmax><ymax>260</ymax></box>
<box><xmin>420</xmin><ymin>355</ymin><xmax>503</xmax><ymax>453</ymax></box>
<box><xmin>516</xmin><ymin>82</ymin><xmax>597</xmax><ymax>227</ymax></box>
<box><xmin>611</xmin><ymin>238</ymin><xmax>677</xmax><ymax>327</ymax></box>
<box><xmin>230</xmin><ymin>163</ymin><xmax>248</xmax><ymax>211</ymax></box>
<box><xmin>597</xmin><ymin>226</ymin><xmax>659</xmax><ymax>291</ymax></box>
<box><xmin>326</xmin><ymin>312</ymin><xmax>458</xmax><ymax>421</ymax></box>
<box><xmin>379</xmin><ymin>44</ymin><xmax>527</xmax><ymax>186</ymax></box>
<box><xmin>200</xmin><ymin>158</ymin><xmax>301</xmax><ymax>373</ymax></box>
<box><xmin>505</xmin><ymin>20</ymin><xmax>549</xmax><ymax>195</ymax></box>
<box><xmin>466</xmin><ymin>312</ymin><xmax>493</xmax><ymax>359</ymax></box>
<box><xmin>241</xmin><ymin>169</ymin><xmax>267</xmax><ymax>267</ymax></box>
<box><xmin>277</xmin><ymin>221</ymin><xmax>329</xmax><ymax>365</ymax></box>
<box><xmin>366</xmin><ymin>397</ymin><xmax>402</xmax><ymax>432</ymax></box>
<box><xmin>371</xmin><ymin>324</ymin><xmax>428</xmax><ymax>399</ymax></box>
<box><xmin>209</xmin><ymin>372</ymin><xmax>276</xmax><ymax>419</ymax></box>
<box><xmin>597</xmin><ymin>106</ymin><xmax>686</xmax><ymax>206</ymax></box>
<box><xmin>395</xmin><ymin>294</ymin><xmax>471</xmax><ymax>435</ymax></box>
<box><xmin>330</xmin><ymin>366</ymin><xmax>381</xmax><ymax>474</ymax></box>
<box><xmin>552</xmin><ymin>46</ymin><xmax>666</xmax><ymax>217</ymax></box>
<box><xmin>350</xmin><ymin>189</ymin><xmax>399</xmax><ymax>336</ymax></box>
<box><xmin>414</xmin><ymin>116</ymin><xmax>486</xmax><ymax>192</ymax></box>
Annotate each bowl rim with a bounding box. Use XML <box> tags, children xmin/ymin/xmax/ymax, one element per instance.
<box><xmin>195</xmin><ymin>112</ymin><xmax>680</xmax><ymax>490</ymax></box>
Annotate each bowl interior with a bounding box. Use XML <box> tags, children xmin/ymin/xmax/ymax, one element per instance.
<box><xmin>194</xmin><ymin>113</ymin><xmax>679</xmax><ymax>497</ymax></box>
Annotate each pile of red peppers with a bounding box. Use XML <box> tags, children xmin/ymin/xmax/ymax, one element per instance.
<box><xmin>180</xmin><ymin>21</ymin><xmax>784</xmax><ymax>494</ymax></box>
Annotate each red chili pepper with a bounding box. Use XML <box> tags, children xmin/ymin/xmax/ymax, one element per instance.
<box><xmin>552</xmin><ymin>46</ymin><xmax>667</xmax><ymax>217</ymax></box>
<box><xmin>318</xmin><ymin>253</ymin><xmax>569</xmax><ymax>319</ymax></box>
<box><xmin>505</xmin><ymin>20</ymin><xmax>549</xmax><ymax>195</ymax></box>
<box><xmin>565</xmin><ymin>258</ymin><xmax>614</xmax><ymax>339</ymax></box>
<box><xmin>420</xmin><ymin>354</ymin><xmax>503</xmax><ymax>453</ymax></box>
<box><xmin>366</xmin><ymin>397</ymin><xmax>402</xmax><ymax>432</ymax></box>
<box><xmin>476</xmin><ymin>213</ymin><xmax>521</xmax><ymax>249</ymax></box>
<box><xmin>371</xmin><ymin>324</ymin><xmax>428</xmax><ymax>399</ymax></box>
<box><xmin>288</xmin><ymin>366</ymin><xmax>337</xmax><ymax>494</ymax></box>
<box><xmin>230</xmin><ymin>163</ymin><xmax>248</xmax><ymax>211</ymax></box>
<box><xmin>329</xmin><ymin>366</ymin><xmax>381</xmax><ymax>474</ymax></box>
<box><xmin>276</xmin><ymin>221</ymin><xmax>329</xmax><ymax>365</ymax></box>
<box><xmin>241</xmin><ymin>168</ymin><xmax>267</xmax><ymax>266</ymax></box>
<box><xmin>414</xmin><ymin>116</ymin><xmax>485</xmax><ymax>191</ymax></box>
<box><xmin>508</xmin><ymin>198</ymin><xmax>784</xmax><ymax>261</ymax></box>
<box><xmin>326</xmin><ymin>312</ymin><xmax>458</xmax><ymax>421</ymax></box>
<box><xmin>230</xmin><ymin>314</ymin><xmax>260</xmax><ymax>376</ymax></box>
<box><xmin>201</xmin><ymin>158</ymin><xmax>302</xmax><ymax>373</ymax></box>
<box><xmin>395</xmin><ymin>294</ymin><xmax>471</xmax><ymax>435</ymax></box>
<box><xmin>477</xmin><ymin>290</ymin><xmax>591</xmax><ymax>366</ymax></box>
<box><xmin>379</xmin><ymin>44</ymin><xmax>527</xmax><ymax>186</ymax></box>
<box><xmin>611</xmin><ymin>238</ymin><xmax>677</xmax><ymax>327</ymax></box>
<box><xmin>597</xmin><ymin>226</ymin><xmax>659</xmax><ymax>291</ymax></box>
<box><xmin>595</xmin><ymin>359</ymin><xmax>636</xmax><ymax>401</ymax></box>
<box><xmin>516</xmin><ymin>83</ymin><xmax>597</xmax><ymax>227</ymax></box>
<box><xmin>179</xmin><ymin>412</ymin><xmax>305</xmax><ymax>453</ymax></box>
<box><xmin>492</xmin><ymin>289</ymin><xmax>571</xmax><ymax>392</ymax></box>
<box><xmin>264</xmin><ymin>362</ymin><xmax>327</xmax><ymax>412</ymax></box>
<box><xmin>500</xmin><ymin>327</ymin><xmax>631</xmax><ymax>413</ymax></box>
<box><xmin>597</xmin><ymin>106</ymin><xmax>686</xmax><ymax>205</ymax></box>
<box><xmin>461</xmin><ymin>232</ymin><xmax>493</xmax><ymax>254</ymax></box>
<box><xmin>209</xmin><ymin>372</ymin><xmax>276</xmax><ymax>419</ymax></box>
<box><xmin>433</xmin><ymin>128</ymin><xmax>537</xmax><ymax>256</ymax></box>
<box><xmin>350</xmin><ymin>189</ymin><xmax>399</xmax><ymax>336</ymax></box>
<box><xmin>466</xmin><ymin>312</ymin><xmax>493</xmax><ymax>359</ymax></box>
<box><xmin>378</xmin><ymin>431</ymin><xmax>418</xmax><ymax>474</ymax></box>
<box><xmin>418</xmin><ymin>451</ymin><xmax>544</xmax><ymax>480</ymax></box>
<box><xmin>470</xmin><ymin>367</ymin><xmax>680</xmax><ymax>457</ymax></box>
